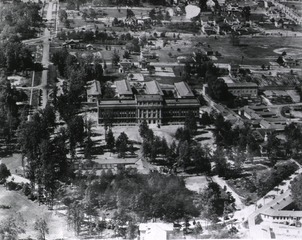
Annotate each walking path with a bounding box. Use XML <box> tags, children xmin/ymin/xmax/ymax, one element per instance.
<box><xmin>212</xmin><ymin>175</ymin><xmax>245</xmax><ymax>210</ymax></box>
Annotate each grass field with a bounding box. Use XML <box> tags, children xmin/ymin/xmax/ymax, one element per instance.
<box><xmin>184</xmin><ymin>176</ymin><xmax>209</xmax><ymax>193</ymax></box>
<box><xmin>191</xmin><ymin>35</ymin><xmax>302</xmax><ymax>65</ymax></box>
<box><xmin>0</xmin><ymin>185</ymin><xmax>78</xmax><ymax>239</ymax></box>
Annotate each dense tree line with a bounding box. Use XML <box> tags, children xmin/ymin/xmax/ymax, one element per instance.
<box><xmin>256</xmin><ymin>161</ymin><xmax>298</xmax><ymax>197</ymax></box>
<box><xmin>0</xmin><ymin>72</ymin><xmax>28</xmax><ymax>150</ymax></box>
<box><xmin>64</xmin><ymin>168</ymin><xmax>199</xmax><ymax>237</ymax></box>
<box><xmin>139</xmin><ymin>113</ymin><xmax>211</xmax><ymax>174</ymax></box>
<box><xmin>213</xmin><ymin>114</ymin><xmax>260</xmax><ymax>155</ymax></box>
<box><xmin>199</xmin><ymin>182</ymin><xmax>235</xmax><ymax>222</ymax></box>
<box><xmin>51</xmin><ymin>48</ymin><xmax>105</xmax><ymax>122</ymax></box>
<box><xmin>0</xmin><ymin>39</ymin><xmax>36</xmax><ymax>74</ymax></box>
<box><xmin>17</xmin><ymin>104</ymin><xmax>85</xmax><ymax>206</ymax></box>
<box><xmin>291</xmin><ymin>174</ymin><xmax>302</xmax><ymax>210</ymax></box>
<box><xmin>0</xmin><ymin>1</ymin><xmax>43</xmax><ymax>40</ymax></box>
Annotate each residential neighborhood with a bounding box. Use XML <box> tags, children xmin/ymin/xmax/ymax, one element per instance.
<box><xmin>1</xmin><ymin>0</ymin><xmax>302</xmax><ymax>239</ymax></box>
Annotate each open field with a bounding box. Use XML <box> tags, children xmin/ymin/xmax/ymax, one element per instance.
<box><xmin>92</xmin><ymin>124</ymin><xmax>182</xmax><ymax>145</ymax></box>
<box><xmin>192</xmin><ymin>35</ymin><xmax>302</xmax><ymax>65</ymax></box>
<box><xmin>0</xmin><ymin>185</ymin><xmax>78</xmax><ymax>239</ymax></box>
<box><xmin>184</xmin><ymin>176</ymin><xmax>209</xmax><ymax>193</ymax></box>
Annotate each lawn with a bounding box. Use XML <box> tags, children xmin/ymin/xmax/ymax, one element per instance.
<box><xmin>191</xmin><ymin>35</ymin><xmax>302</xmax><ymax>65</ymax></box>
<box><xmin>0</xmin><ymin>185</ymin><xmax>78</xmax><ymax>240</ymax></box>
<box><xmin>184</xmin><ymin>176</ymin><xmax>209</xmax><ymax>193</ymax></box>
<box><xmin>92</xmin><ymin>124</ymin><xmax>182</xmax><ymax>145</ymax></box>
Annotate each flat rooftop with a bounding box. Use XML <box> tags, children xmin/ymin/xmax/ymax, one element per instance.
<box><xmin>174</xmin><ymin>82</ymin><xmax>195</xmax><ymax>98</ymax></box>
<box><xmin>116</xmin><ymin>79</ymin><xmax>133</xmax><ymax>96</ymax></box>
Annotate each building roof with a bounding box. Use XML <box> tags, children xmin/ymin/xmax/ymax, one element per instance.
<box><xmin>174</xmin><ymin>82</ymin><xmax>195</xmax><ymax>98</ymax></box>
<box><xmin>145</xmin><ymin>81</ymin><xmax>164</xmax><ymax>95</ymax></box>
<box><xmin>116</xmin><ymin>80</ymin><xmax>133</xmax><ymax>96</ymax></box>
<box><xmin>261</xmin><ymin>194</ymin><xmax>302</xmax><ymax>218</ymax></box>
<box><xmin>94</xmin><ymin>158</ymin><xmax>138</xmax><ymax>165</ymax></box>
<box><xmin>139</xmin><ymin>223</ymin><xmax>174</xmax><ymax>232</ymax></box>
<box><xmin>99</xmin><ymin>99</ymin><xmax>137</xmax><ymax>108</ymax></box>
<box><xmin>242</xmin><ymin>106</ymin><xmax>261</xmax><ymax>120</ymax></box>
<box><xmin>87</xmin><ymin>80</ymin><xmax>101</xmax><ymax>96</ymax></box>
<box><xmin>165</xmin><ymin>98</ymin><xmax>200</xmax><ymax>106</ymax></box>
<box><xmin>226</xmin><ymin>82</ymin><xmax>258</xmax><ymax>88</ymax></box>
<box><xmin>220</xmin><ymin>76</ymin><xmax>234</xmax><ymax>84</ymax></box>
<box><xmin>128</xmin><ymin>73</ymin><xmax>144</xmax><ymax>82</ymax></box>
<box><xmin>136</xmin><ymin>94</ymin><xmax>163</xmax><ymax>102</ymax></box>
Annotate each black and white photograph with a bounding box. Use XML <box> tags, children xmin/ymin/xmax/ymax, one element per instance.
<box><xmin>0</xmin><ymin>0</ymin><xmax>302</xmax><ymax>239</ymax></box>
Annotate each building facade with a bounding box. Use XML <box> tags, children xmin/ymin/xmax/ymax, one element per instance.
<box><xmin>98</xmin><ymin>80</ymin><xmax>200</xmax><ymax>126</ymax></box>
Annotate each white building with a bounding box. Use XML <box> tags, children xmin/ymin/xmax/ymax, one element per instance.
<box><xmin>139</xmin><ymin>223</ymin><xmax>174</xmax><ymax>240</ymax></box>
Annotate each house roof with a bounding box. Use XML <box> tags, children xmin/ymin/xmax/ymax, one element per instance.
<box><xmin>145</xmin><ymin>80</ymin><xmax>164</xmax><ymax>95</ymax></box>
<box><xmin>116</xmin><ymin>80</ymin><xmax>133</xmax><ymax>96</ymax></box>
<box><xmin>87</xmin><ymin>80</ymin><xmax>101</xmax><ymax>96</ymax></box>
<box><xmin>174</xmin><ymin>82</ymin><xmax>195</xmax><ymax>98</ymax></box>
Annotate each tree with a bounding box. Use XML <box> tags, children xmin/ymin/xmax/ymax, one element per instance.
<box><xmin>192</xmin><ymin>145</ymin><xmax>211</xmax><ymax>174</ymax></box>
<box><xmin>184</xmin><ymin>111</ymin><xmax>197</xmax><ymax>136</ymax></box>
<box><xmin>0</xmin><ymin>214</ymin><xmax>26</xmax><ymax>240</ymax></box>
<box><xmin>0</xmin><ymin>163</ymin><xmax>11</xmax><ymax>182</ymax></box>
<box><xmin>149</xmin><ymin>9</ymin><xmax>156</xmax><ymax>20</ymax></box>
<box><xmin>51</xmin><ymin>48</ymin><xmax>69</xmax><ymax>77</ymax></box>
<box><xmin>123</xmin><ymin>50</ymin><xmax>130</xmax><ymax>59</ymax></box>
<box><xmin>208</xmin><ymin>77</ymin><xmax>231</xmax><ymax>101</ymax></box>
<box><xmin>116</xmin><ymin>132</ymin><xmax>128</xmax><ymax>158</ymax></box>
<box><xmin>200</xmin><ymin>112</ymin><xmax>212</xmax><ymax>125</ymax></box>
<box><xmin>111</xmin><ymin>50</ymin><xmax>120</xmax><ymax>66</ymax></box>
<box><xmin>68</xmin><ymin>115</ymin><xmax>84</xmax><ymax>157</ymax></box>
<box><xmin>241</xmin><ymin>6</ymin><xmax>251</xmax><ymax>21</ymax></box>
<box><xmin>126</xmin><ymin>9</ymin><xmax>135</xmax><ymax>18</ymax></box>
<box><xmin>68</xmin><ymin>201</ymin><xmax>84</xmax><ymax>235</ymax></box>
<box><xmin>212</xmin><ymin>147</ymin><xmax>229</xmax><ymax>177</ymax></box>
<box><xmin>277</xmin><ymin>56</ymin><xmax>284</xmax><ymax>66</ymax></box>
<box><xmin>291</xmin><ymin>174</ymin><xmax>302</xmax><ymax>210</ymax></box>
<box><xmin>164</xmin><ymin>11</ymin><xmax>171</xmax><ymax>21</ymax></box>
<box><xmin>139</xmin><ymin>120</ymin><xmax>149</xmax><ymax>139</ymax></box>
<box><xmin>34</xmin><ymin>218</ymin><xmax>49</xmax><ymax>240</ymax></box>
<box><xmin>106</xmin><ymin>128</ymin><xmax>115</xmax><ymax>151</ymax></box>
<box><xmin>59</xmin><ymin>9</ymin><xmax>68</xmax><ymax>22</ymax></box>
<box><xmin>178</xmin><ymin>140</ymin><xmax>190</xmax><ymax>167</ymax></box>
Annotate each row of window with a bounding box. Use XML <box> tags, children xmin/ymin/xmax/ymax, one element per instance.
<box><xmin>137</xmin><ymin>101</ymin><xmax>162</xmax><ymax>106</ymax></box>
<box><xmin>263</xmin><ymin>215</ymin><xmax>301</xmax><ymax>221</ymax></box>
<box><xmin>230</xmin><ymin>89</ymin><xmax>257</xmax><ymax>94</ymax></box>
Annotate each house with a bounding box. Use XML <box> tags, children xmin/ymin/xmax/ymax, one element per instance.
<box><xmin>230</xmin><ymin>63</ymin><xmax>240</xmax><ymax>76</ymax></box>
<box><xmin>139</xmin><ymin>223</ymin><xmax>174</xmax><ymax>240</ymax></box>
<box><xmin>86</xmin><ymin>80</ymin><xmax>102</xmax><ymax>103</ymax></box>
<box><xmin>86</xmin><ymin>44</ymin><xmax>95</xmax><ymax>50</ymax></box>
<box><xmin>127</xmin><ymin>73</ymin><xmax>144</xmax><ymax>82</ymax></box>
<box><xmin>119</xmin><ymin>59</ymin><xmax>133</xmax><ymax>73</ymax></box>
<box><xmin>62</xmin><ymin>39</ymin><xmax>81</xmax><ymax>49</ymax></box>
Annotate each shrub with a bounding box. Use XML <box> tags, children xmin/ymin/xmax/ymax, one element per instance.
<box><xmin>6</xmin><ymin>181</ymin><xmax>20</xmax><ymax>191</ymax></box>
<box><xmin>22</xmin><ymin>183</ymin><xmax>31</xmax><ymax>196</ymax></box>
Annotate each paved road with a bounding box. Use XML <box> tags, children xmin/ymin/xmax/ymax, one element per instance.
<box><xmin>212</xmin><ymin>175</ymin><xmax>245</xmax><ymax>210</ymax></box>
<box><xmin>245</xmin><ymin>166</ymin><xmax>302</xmax><ymax>239</ymax></box>
<box><xmin>41</xmin><ymin>28</ymin><xmax>50</xmax><ymax>108</ymax></box>
<box><xmin>34</xmin><ymin>1</ymin><xmax>56</xmax><ymax>108</ymax></box>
